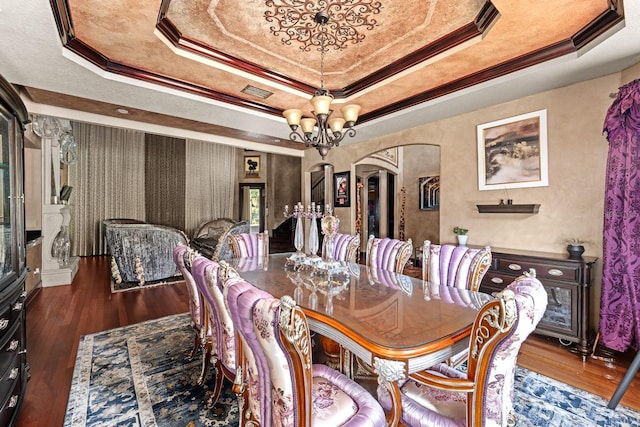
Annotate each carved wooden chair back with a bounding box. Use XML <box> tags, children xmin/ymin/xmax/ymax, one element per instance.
<box><xmin>365</xmin><ymin>235</ymin><xmax>413</xmax><ymax>273</ymax></box>
<box><xmin>228</xmin><ymin>231</ymin><xmax>269</xmax><ymax>258</ymax></box>
<box><xmin>422</xmin><ymin>241</ymin><xmax>492</xmax><ymax>291</ymax></box>
<box><xmin>172</xmin><ymin>244</ymin><xmax>204</xmax><ymax>359</ymax></box>
<box><xmin>323</xmin><ymin>232</ymin><xmax>360</xmax><ymax>263</ymax></box>
<box><xmin>377</xmin><ymin>270</ymin><xmax>547</xmax><ymax>427</ymax></box>
<box><xmin>226</xmin><ymin>279</ymin><xmax>387</xmax><ymax>427</ymax></box>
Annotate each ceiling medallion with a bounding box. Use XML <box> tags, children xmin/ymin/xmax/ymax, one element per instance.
<box><xmin>264</xmin><ymin>0</ymin><xmax>382</xmax><ymax>51</ymax></box>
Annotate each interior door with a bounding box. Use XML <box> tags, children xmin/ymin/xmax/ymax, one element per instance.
<box><xmin>239</xmin><ymin>184</ymin><xmax>265</xmax><ymax>232</ymax></box>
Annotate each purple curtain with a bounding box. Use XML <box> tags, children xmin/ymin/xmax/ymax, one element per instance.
<box><xmin>600</xmin><ymin>79</ymin><xmax>640</xmax><ymax>352</ymax></box>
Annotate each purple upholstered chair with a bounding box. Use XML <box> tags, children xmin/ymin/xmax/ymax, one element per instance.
<box><xmin>224</xmin><ymin>278</ymin><xmax>277</xmax><ymax>426</ymax></box>
<box><xmin>377</xmin><ymin>270</ymin><xmax>548</xmax><ymax>427</ymax></box>
<box><xmin>172</xmin><ymin>244</ymin><xmax>205</xmax><ymax>363</ymax></box>
<box><xmin>225</xmin><ymin>279</ymin><xmax>387</xmax><ymax>427</ymax></box>
<box><xmin>323</xmin><ymin>233</ymin><xmax>360</xmax><ymax>263</ymax></box>
<box><xmin>421</xmin><ymin>241</ymin><xmax>492</xmax><ymax>291</ymax></box>
<box><xmin>191</xmin><ymin>256</ymin><xmax>239</xmax><ymax>404</ymax></box>
<box><xmin>366</xmin><ymin>235</ymin><xmax>413</xmax><ymax>273</ymax></box>
<box><xmin>228</xmin><ymin>231</ymin><xmax>269</xmax><ymax>258</ymax></box>
<box><xmin>421</xmin><ymin>242</ymin><xmax>492</xmax><ymax>367</ymax></box>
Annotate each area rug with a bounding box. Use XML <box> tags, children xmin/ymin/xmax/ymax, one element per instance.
<box><xmin>110</xmin><ymin>275</ymin><xmax>184</xmax><ymax>293</ymax></box>
<box><xmin>64</xmin><ymin>313</ymin><xmax>640</xmax><ymax>427</ymax></box>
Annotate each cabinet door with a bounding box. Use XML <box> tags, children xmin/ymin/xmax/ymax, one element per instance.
<box><xmin>537</xmin><ymin>279</ymin><xmax>579</xmax><ymax>339</ymax></box>
<box><xmin>1</xmin><ymin>105</ymin><xmax>15</xmax><ymax>283</ymax></box>
<box><xmin>11</xmin><ymin>124</ymin><xmax>24</xmax><ymax>275</ymax></box>
<box><xmin>0</xmin><ymin>105</ymin><xmax>23</xmax><ymax>288</ymax></box>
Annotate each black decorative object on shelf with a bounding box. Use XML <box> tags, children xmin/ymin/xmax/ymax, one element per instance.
<box><xmin>476</xmin><ymin>204</ymin><xmax>540</xmax><ymax>214</ymax></box>
<box><xmin>567</xmin><ymin>244</ymin><xmax>585</xmax><ymax>259</ymax></box>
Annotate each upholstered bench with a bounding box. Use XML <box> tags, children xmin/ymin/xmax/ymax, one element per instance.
<box><xmin>104</xmin><ymin>221</ymin><xmax>188</xmax><ymax>285</ymax></box>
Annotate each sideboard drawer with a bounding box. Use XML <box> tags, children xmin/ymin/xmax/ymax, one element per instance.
<box><xmin>481</xmin><ymin>271</ymin><xmax>514</xmax><ymax>291</ymax></box>
<box><xmin>0</xmin><ymin>371</ymin><xmax>22</xmax><ymax>427</ymax></box>
<box><xmin>0</xmin><ymin>322</ymin><xmax>23</xmax><ymax>375</ymax></box>
<box><xmin>495</xmin><ymin>258</ymin><xmax>579</xmax><ymax>282</ymax></box>
<box><xmin>0</xmin><ymin>352</ymin><xmax>20</xmax><ymax>406</ymax></box>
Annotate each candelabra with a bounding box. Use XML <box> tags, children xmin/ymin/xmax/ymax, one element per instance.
<box><xmin>284</xmin><ymin>202</ymin><xmax>333</xmax><ymax>261</ymax></box>
<box><xmin>284</xmin><ymin>202</ymin><xmax>306</xmax><ymax>260</ymax></box>
<box><xmin>305</xmin><ymin>202</ymin><xmax>323</xmax><ymax>260</ymax></box>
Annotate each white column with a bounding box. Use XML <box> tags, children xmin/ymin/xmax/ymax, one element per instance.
<box><xmin>41</xmin><ymin>204</ymin><xmax>79</xmax><ymax>286</ymax></box>
<box><xmin>39</xmin><ymin>118</ymin><xmax>78</xmax><ymax>286</ymax></box>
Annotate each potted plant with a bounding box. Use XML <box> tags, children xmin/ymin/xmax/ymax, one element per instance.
<box><xmin>565</xmin><ymin>238</ymin><xmax>586</xmax><ymax>259</ymax></box>
<box><xmin>453</xmin><ymin>226</ymin><xmax>469</xmax><ymax>246</ymax></box>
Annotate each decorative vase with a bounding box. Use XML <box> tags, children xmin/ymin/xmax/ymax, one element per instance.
<box><xmin>321</xmin><ymin>215</ymin><xmax>340</xmax><ymax>264</ymax></box>
<box><xmin>567</xmin><ymin>244</ymin><xmax>585</xmax><ymax>259</ymax></box>
<box><xmin>51</xmin><ymin>225</ymin><xmax>71</xmax><ymax>266</ymax></box>
<box><xmin>457</xmin><ymin>234</ymin><xmax>468</xmax><ymax>246</ymax></box>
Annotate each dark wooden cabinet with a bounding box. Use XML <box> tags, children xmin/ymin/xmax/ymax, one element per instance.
<box><xmin>0</xmin><ymin>73</ymin><xmax>29</xmax><ymax>425</ymax></box>
<box><xmin>0</xmin><ymin>279</ymin><xmax>26</xmax><ymax>426</ymax></box>
<box><xmin>479</xmin><ymin>247</ymin><xmax>597</xmax><ymax>359</ymax></box>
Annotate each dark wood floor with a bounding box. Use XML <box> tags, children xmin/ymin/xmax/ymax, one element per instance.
<box><xmin>15</xmin><ymin>256</ymin><xmax>640</xmax><ymax>426</ymax></box>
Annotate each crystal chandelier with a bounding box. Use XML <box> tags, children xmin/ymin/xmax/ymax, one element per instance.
<box><xmin>282</xmin><ymin>11</ymin><xmax>362</xmax><ymax>159</ymax></box>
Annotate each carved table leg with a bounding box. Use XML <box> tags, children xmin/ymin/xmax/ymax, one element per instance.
<box><xmin>374</xmin><ymin>357</ymin><xmax>406</xmax><ymax>427</ymax></box>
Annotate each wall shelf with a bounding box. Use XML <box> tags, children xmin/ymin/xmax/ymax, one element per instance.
<box><xmin>476</xmin><ymin>203</ymin><xmax>540</xmax><ymax>214</ymax></box>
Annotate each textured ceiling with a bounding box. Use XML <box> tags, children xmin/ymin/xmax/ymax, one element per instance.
<box><xmin>2</xmin><ymin>0</ymin><xmax>636</xmax><ymax>154</ymax></box>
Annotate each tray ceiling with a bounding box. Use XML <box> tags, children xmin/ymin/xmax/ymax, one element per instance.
<box><xmin>4</xmin><ymin>0</ymin><xmax>634</xmax><ymax>153</ymax></box>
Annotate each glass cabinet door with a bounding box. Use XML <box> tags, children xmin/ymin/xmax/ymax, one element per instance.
<box><xmin>0</xmin><ymin>105</ymin><xmax>13</xmax><ymax>282</ymax></box>
<box><xmin>13</xmin><ymin>121</ymin><xmax>25</xmax><ymax>273</ymax></box>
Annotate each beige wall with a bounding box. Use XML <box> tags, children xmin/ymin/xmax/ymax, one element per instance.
<box><xmin>302</xmin><ymin>66</ymin><xmax>640</xmax><ymax>327</ymax></box>
<box><xmin>267</xmin><ymin>153</ymin><xmax>302</xmax><ymax>231</ymax></box>
<box><xmin>402</xmin><ymin>145</ymin><xmax>440</xmax><ymax>246</ymax></box>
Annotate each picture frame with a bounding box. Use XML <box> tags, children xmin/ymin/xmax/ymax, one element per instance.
<box><xmin>333</xmin><ymin>171</ymin><xmax>351</xmax><ymax>207</ymax></box>
<box><xmin>477</xmin><ymin>109</ymin><xmax>548</xmax><ymax>191</ymax></box>
<box><xmin>419</xmin><ymin>176</ymin><xmax>440</xmax><ymax>210</ymax></box>
<box><xmin>244</xmin><ymin>155</ymin><xmax>260</xmax><ymax>177</ymax></box>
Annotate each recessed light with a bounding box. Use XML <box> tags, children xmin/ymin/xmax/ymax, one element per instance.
<box><xmin>116</xmin><ymin>108</ymin><xmax>130</xmax><ymax>115</ymax></box>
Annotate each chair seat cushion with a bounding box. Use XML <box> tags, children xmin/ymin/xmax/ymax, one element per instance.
<box><xmin>402</xmin><ymin>377</ymin><xmax>466</xmax><ymax>422</ymax></box>
<box><xmin>377</xmin><ymin>365</ymin><xmax>467</xmax><ymax>427</ymax></box>
<box><xmin>312</xmin><ymin>363</ymin><xmax>386</xmax><ymax>426</ymax></box>
<box><xmin>312</xmin><ymin>376</ymin><xmax>357</xmax><ymax>425</ymax></box>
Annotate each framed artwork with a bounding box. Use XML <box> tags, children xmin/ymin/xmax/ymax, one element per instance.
<box><xmin>476</xmin><ymin>109</ymin><xmax>548</xmax><ymax>191</ymax></box>
<box><xmin>244</xmin><ymin>155</ymin><xmax>260</xmax><ymax>177</ymax></box>
<box><xmin>419</xmin><ymin>176</ymin><xmax>440</xmax><ymax>210</ymax></box>
<box><xmin>333</xmin><ymin>171</ymin><xmax>351</xmax><ymax>207</ymax></box>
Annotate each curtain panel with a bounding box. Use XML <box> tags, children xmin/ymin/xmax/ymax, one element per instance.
<box><xmin>184</xmin><ymin>139</ymin><xmax>237</xmax><ymax>237</ymax></box>
<box><xmin>144</xmin><ymin>134</ymin><xmax>186</xmax><ymax>229</ymax></box>
<box><xmin>68</xmin><ymin>126</ymin><xmax>238</xmax><ymax>255</ymax></box>
<box><xmin>600</xmin><ymin>79</ymin><xmax>640</xmax><ymax>352</ymax></box>
<box><xmin>68</xmin><ymin>122</ymin><xmax>146</xmax><ymax>256</ymax></box>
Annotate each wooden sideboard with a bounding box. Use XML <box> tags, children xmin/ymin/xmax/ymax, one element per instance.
<box><xmin>479</xmin><ymin>247</ymin><xmax>597</xmax><ymax>359</ymax></box>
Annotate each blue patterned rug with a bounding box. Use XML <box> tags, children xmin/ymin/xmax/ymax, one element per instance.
<box><xmin>63</xmin><ymin>313</ymin><xmax>640</xmax><ymax>426</ymax></box>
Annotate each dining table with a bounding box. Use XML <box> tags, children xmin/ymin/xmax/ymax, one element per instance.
<box><xmin>226</xmin><ymin>253</ymin><xmax>492</xmax><ymax>426</ymax></box>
